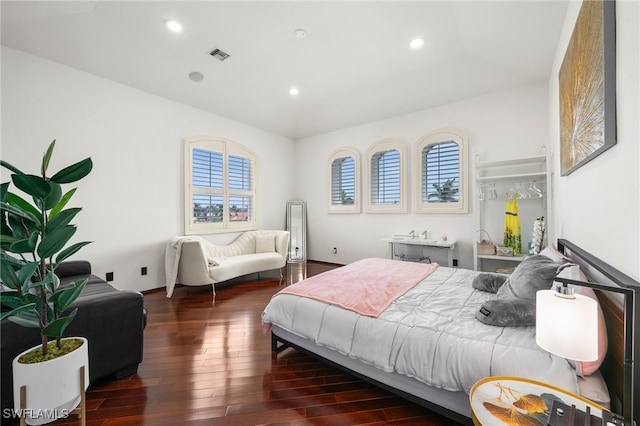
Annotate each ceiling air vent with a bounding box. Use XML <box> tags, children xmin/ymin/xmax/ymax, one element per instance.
<box><xmin>209</xmin><ymin>48</ymin><xmax>230</xmax><ymax>61</ymax></box>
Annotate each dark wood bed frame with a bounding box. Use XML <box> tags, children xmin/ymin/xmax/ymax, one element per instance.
<box><xmin>272</xmin><ymin>239</ymin><xmax>639</xmax><ymax>425</ymax></box>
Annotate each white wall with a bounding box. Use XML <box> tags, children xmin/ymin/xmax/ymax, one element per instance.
<box><xmin>549</xmin><ymin>0</ymin><xmax>639</xmax><ymax>281</ymax></box>
<box><xmin>5</xmin><ymin>0</ymin><xmax>636</xmax><ymax>287</ymax></box>
<box><xmin>295</xmin><ymin>83</ymin><xmax>550</xmax><ymax>269</ymax></box>
<box><xmin>1</xmin><ymin>47</ymin><xmax>296</xmax><ymax>292</ymax></box>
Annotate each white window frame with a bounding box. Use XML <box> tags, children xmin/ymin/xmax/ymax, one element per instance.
<box><xmin>414</xmin><ymin>129</ymin><xmax>468</xmax><ymax>214</ymax></box>
<box><xmin>184</xmin><ymin>136</ymin><xmax>257</xmax><ymax>234</ymax></box>
<box><xmin>327</xmin><ymin>148</ymin><xmax>360</xmax><ymax>214</ymax></box>
<box><xmin>365</xmin><ymin>139</ymin><xmax>407</xmax><ymax>213</ymax></box>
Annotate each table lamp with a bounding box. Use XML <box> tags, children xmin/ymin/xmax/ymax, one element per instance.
<box><xmin>536</xmin><ymin>284</ymin><xmax>604</xmax><ymax>426</ymax></box>
<box><xmin>536</xmin><ymin>283</ymin><xmax>599</xmax><ymax>362</ymax></box>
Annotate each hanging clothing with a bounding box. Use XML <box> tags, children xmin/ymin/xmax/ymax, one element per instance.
<box><xmin>504</xmin><ymin>197</ymin><xmax>522</xmax><ymax>255</ymax></box>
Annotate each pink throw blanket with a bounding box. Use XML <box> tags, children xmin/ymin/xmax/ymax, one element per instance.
<box><xmin>276</xmin><ymin>258</ymin><xmax>438</xmax><ymax>317</ymax></box>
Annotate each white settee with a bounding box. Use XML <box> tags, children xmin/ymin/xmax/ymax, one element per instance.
<box><xmin>165</xmin><ymin>230</ymin><xmax>290</xmax><ymax>297</ymax></box>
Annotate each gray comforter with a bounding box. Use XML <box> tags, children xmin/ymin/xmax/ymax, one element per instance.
<box><xmin>262</xmin><ymin>265</ymin><xmax>578</xmax><ymax>394</ymax></box>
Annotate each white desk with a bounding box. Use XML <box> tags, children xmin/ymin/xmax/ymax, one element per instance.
<box><xmin>382</xmin><ymin>237</ymin><xmax>457</xmax><ymax>267</ymax></box>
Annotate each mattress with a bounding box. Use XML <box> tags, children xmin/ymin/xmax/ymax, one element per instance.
<box><xmin>262</xmin><ymin>265</ymin><xmax>579</xmax><ymax>395</ymax></box>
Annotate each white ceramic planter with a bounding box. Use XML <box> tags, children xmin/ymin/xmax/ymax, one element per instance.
<box><xmin>12</xmin><ymin>337</ymin><xmax>89</xmax><ymax>425</ymax></box>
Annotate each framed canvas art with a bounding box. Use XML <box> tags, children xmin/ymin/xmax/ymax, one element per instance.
<box><xmin>559</xmin><ymin>0</ymin><xmax>616</xmax><ymax>176</ymax></box>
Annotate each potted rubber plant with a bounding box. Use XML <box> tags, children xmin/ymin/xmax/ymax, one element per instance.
<box><xmin>0</xmin><ymin>140</ymin><xmax>93</xmax><ymax>425</ymax></box>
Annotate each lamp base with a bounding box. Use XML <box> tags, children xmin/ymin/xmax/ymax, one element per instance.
<box><xmin>547</xmin><ymin>400</ymin><xmax>624</xmax><ymax>426</ymax></box>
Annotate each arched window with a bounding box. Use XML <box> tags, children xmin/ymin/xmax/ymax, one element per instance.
<box><xmin>414</xmin><ymin>129</ymin><xmax>468</xmax><ymax>213</ymax></box>
<box><xmin>184</xmin><ymin>136</ymin><xmax>257</xmax><ymax>234</ymax></box>
<box><xmin>366</xmin><ymin>139</ymin><xmax>407</xmax><ymax>213</ymax></box>
<box><xmin>423</xmin><ymin>141</ymin><xmax>460</xmax><ymax>202</ymax></box>
<box><xmin>328</xmin><ymin>148</ymin><xmax>360</xmax><ymax>213</ymax></box>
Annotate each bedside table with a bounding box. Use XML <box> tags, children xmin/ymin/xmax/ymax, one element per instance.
<box><xmin>469</xmin><ymin>376</ymin><xmax>619</xmax><ymax>426</ymax></box>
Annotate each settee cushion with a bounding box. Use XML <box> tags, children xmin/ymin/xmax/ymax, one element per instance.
<box><xmin>255</xmin><ymin>234</ymin><xmax>275</xmax><ymax>253</ymax></box>
<box><xmin>209</xmin><ymin>253</ymin><xmax>283</xmax><ymax>283</ymax></box>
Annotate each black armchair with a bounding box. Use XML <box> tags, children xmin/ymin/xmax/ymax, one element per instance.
<box><xmin>1</xmin><ymin>261</ymin><xmax>146</xmax><ymax>413</ymax></box>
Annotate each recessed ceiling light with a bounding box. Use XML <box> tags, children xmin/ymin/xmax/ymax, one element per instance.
<box><xmin>189</xmin><ymin>71</ymin><xmax>204</xmax><ymax>82</ymax></box>
<box><xmin>410</xmin><ymin>38</ymin><xmax>425</xmax><ymax>49</ymax></box>
<box><xmin>289</xmin><ymin>87</ymin><xmax>300</xmax><ymax>96</ymax></box>
<box><xmin>165</xmin><ymin>20</ymin><xmax>182</xmax><ymax>33</ymax></box>
<box><xmin>294</xmin><ymin>29</ymin><xmax>307</xmax><ymax>38</ymax></box>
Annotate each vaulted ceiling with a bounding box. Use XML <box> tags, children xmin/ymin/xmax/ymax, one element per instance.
<box><xmin>1</xmin><ymin>1</ymin><xmax>569</xmax><ymax>139</ymax></box>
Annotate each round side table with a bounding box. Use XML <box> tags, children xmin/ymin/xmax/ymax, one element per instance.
<box><xmin>470</xmin><ymin>376</ymin><xmax>612</xmax><ymax>426</ymax></box>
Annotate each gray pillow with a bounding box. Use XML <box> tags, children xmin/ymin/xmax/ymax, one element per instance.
<box><xmin>476</xmin><ymin>255</ymin><xmax>561</xmax><ymax>327</ymax></box>
<box><xmin>476</xmin><ymin>299</ymin><xmax>537</xmax><ymax>326</ymax></box>
<box><xmin>472</xmin><ymin>273</ymin><xmax>507</xmax><ymax>293</ymax></box>
<box><xmin>495</xmin><ymin>255</ymin><xmax>560</xmax><ymax>301</ymax></box>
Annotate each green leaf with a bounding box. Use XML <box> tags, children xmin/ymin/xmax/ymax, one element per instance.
<box><xmin>45</xmin><ymin>300</ymin><xmax>55</xmax><ymax>324</ymax></box>
<box><xmin>17</xmin><ymin>261</ymin><xmax>40</xmax><ymax>290</ymax></box>
<box><xmin>12</xmin><ymin>174</ymin><xmax>51</xmax><ymax>200</ymax></box>
<box><xmin>0</xmin><ymin>234</ymin><xmax>20</xmax><ymax>247</ymax></box>
<box><xmin>26</xmin><ymin>284</ymin><xmax>48</xmax><ymax>318</ymax></box>
<box><xmin>23</xmin><ymin>292</ymin><xmax>41</xmax><ymax>306</ymax></box>
<box><xmin>49</xmin><ymin>278</ymin><xmax>87</xmax><ymax>312</ymax></box>
<box><xmin>6</xmin><ymin>214</ymin><xmax>29</xmax><ymax>240</ymax></box>
<box><xmin>0</xmin><ymin>304</ymin><xmax>37</xmax><ymax>322</ymax></box>
<box><xmin>0</xmin><ymin>160</ymin><xmax>25</xmax><ymax>175</ymax></box>
<box><xmin>37</xmin><ymin>225</ymin><xmax>76</xmax><ymax>259</ymax></box>
<box><xmin>0</xmin><ymin>201</ymin><xmax>40</xmax><ymax>225</ymax></box>
<box><xmin>27</xmin><ymin>280</ymin><xmax>45</xmax><ymax>291</ymax></box>
<box><xmin>44</xmin><ymin>269</ymin><xmax>60</xmax><ymax>293</ymax></box>
<box><xmin>0</xmin><ymin>254</ymin><xmax>24</xmax><ymax>267</ymax></box>
<box><xmin>8</xmin><ymin>311</ymin><xmax>41</xmax><ymax>329</ymax></box>
<box><xmin>49</xmin><ymin>188</ymin><xmax>77</xmax><ymax>218</ymax></box>
<box><xmin>9</xmin><ymin>231</ymin><xmax>39</xmax><ymax>254</ymax></box>
<box><xmin>42</xmin><ymin>309</ymin><xmax>77</xmax><ymax>338</ymax></box>
<box><xmin>0</xmin><ymin>234</ymin><xmax>18</xmax><ymax>251</ymax></box>
<box><xmin>39</xmin><ymin>181</ymin><xmax>62</xmax><ymax>211</ymax></box>
<box><xmin>9</xmin><ymin>237</ymin><xmax>36</xmax><ymax>254</ymax></box>
<box><xmin>0</xmin><ymin>260</ymin><xmax>21</xmax><ymax>290</ymax></box>
<box><xmin>55</xmin><ymin>241</ymin><xmax>92</xmax><ymax>264</ymax></box>
<box><xmin>50</xmin><ymin>158</ymin><xmax>93</xmax><ymax>184</ymax></box>
<box><xmin>42</xmin><ymin>140</ymin><xmax>56</xmax><ymax>175</ymax></box>
<box><xmin>29</xmin><ymin>231</ymin><xmax>40</xmax><ymax>253</ymax></box>
<box><xmin>0</xmin><ymin>291</ymin><xmax>26</xmax><ymax>309</ymax></box>
<box><xmin>6</xmin><ymin>192</ymin><xmax>43</xmax><ymax>225</ymax></box>
<box><xmin>45</xmin><ymin>208</ymin><xmax>81</xmax><ymax>234</ymax></box>
<box><xmin>0</xmin><ymin>182</ymin><xmax>8</xmax><ymax>203</ymax></box>
<box><xmin>0</xmin><ymin>184</ymin><xmax>11</xmax><ymax>241</ymax></box>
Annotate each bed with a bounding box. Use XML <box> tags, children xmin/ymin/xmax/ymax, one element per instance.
<box><xmin>261</xmin><ymin>239</ymin><xmax>639</xmax><ymax>425</ymax></box>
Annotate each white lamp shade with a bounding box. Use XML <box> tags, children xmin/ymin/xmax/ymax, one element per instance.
<box><xmin>536</xmin><ymin>289</ymin><xmax>598</xmax><ymax>361</ymax></box>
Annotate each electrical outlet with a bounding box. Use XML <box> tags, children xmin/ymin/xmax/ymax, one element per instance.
<box><xmin>333</xmin><ymin>247</ymin><xmax>337</xmax><ymax>254</ymax></box>
<box><xmin>141</xmin><ymin>267</ymin><xmax>147</xmax><ymax>276</ymax></box>
<box><xmin>453</xmin><ymin>259</ymin><xmax>458</xmax><ymax>267</ymax></box>
<box><xmin>106</xmin><ymin>272</ymin><xmax>114</xmax><ymax>281</ymax></box>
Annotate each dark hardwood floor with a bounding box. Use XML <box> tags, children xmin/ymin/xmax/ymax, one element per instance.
<box><xmin>47</xmin><ymin>262</ymin><xmax>463</xmax><ymax>425</ymax></box>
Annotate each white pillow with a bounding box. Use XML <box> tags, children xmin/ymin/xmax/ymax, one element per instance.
<box><xmin>255</xmin><ymin>234</ymin><xmax>275</xmax><ymax>253</ymax></box>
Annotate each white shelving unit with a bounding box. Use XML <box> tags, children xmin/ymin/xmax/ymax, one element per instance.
<box><xmin>473</xmin><ymin>150</ymin><xmax>549</xmax><ymax>272</ymax></box>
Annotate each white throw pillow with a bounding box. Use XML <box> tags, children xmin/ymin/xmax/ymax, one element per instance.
<box><xmin>255</xmin><ymin>234</ymin><xmax>275</xmax><ymax>253</ymax></box>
